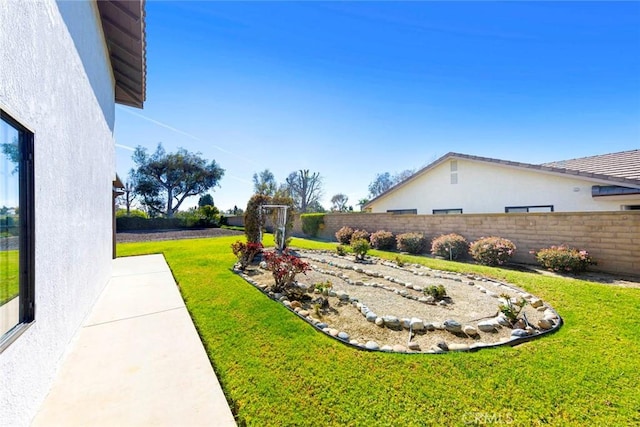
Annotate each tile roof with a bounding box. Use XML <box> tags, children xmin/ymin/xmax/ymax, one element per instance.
<box><xmin>542</xmin><ymin>149</ymin><xmax>640</xmax><ymax>181</ymax></box>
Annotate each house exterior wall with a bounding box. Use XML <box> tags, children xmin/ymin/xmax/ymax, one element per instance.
<box><xmin>0</xmin><ymin>1</ymin><xmax>116</xmax><ymax>426</ymax></box>
<box><xmin>293</xmin><ymin>211</ymin><xmax>639</xmax><ymax>276</ymax></box>
<box><xmin>368</xmin><ymin>158</ymin><xmax>640</xmax><ymax>214</ymax></box>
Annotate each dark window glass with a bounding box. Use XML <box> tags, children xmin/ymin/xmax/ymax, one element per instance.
<box><xmin>1</xmin><ymin>111</ymin><xmax>34</xmax><ymax>351</ymax></box>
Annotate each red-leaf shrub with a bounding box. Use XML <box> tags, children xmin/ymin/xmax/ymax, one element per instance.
<box><xmin>534</xmin><ymin>245</ymin><xmax>595</xmax><ymax>273</ymax></box>
<box><xmin>335</xmin><ymin>226</ymin><xmax>354</xmax><ymax>244</ymax></box>
<box><xmin>369</xmin><ymin>230</ymin><xmax>396</xmax><ymax>250</ymax></box>
<box><xmin>231</xmin><ymin>241</ymin><xmax>263</xmax><ymax>270</ymax></box>
<box><xmin>469</xmin><ymin>237</ymin><xmax>516</xmax><ymax>266</ymax></box>
<box><xmin>431</xmin><ymin>233</ymin><xmax>468</xmax><ymax>260</ymax></box>
<box><xmin>396</xmin><ymin>232</ymin><xmax>427</xmax><ymax>254</ymax></box>
<box><xmin>350</xmin><ymin>229</ymin><xmax>370</xmax><ymax>244</ymax></box>
<box><xmin>263</xmin><ymin>250</ymin><xmax>310</xmax><ymax>293</ymax></box>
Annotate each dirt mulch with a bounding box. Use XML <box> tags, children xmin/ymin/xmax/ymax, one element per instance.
<box><xmin>116</xmin><ymin>227</ymin><xmax>243</xmax><ymax>243</ymax></box>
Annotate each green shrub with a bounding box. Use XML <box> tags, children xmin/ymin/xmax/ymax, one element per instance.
<box><xmin>350</xmin><ymin>229</ymin><xmax>370</xmax><ymax>244</ymax></box>
<box><xmin>336</xmin><ymin>244</ymin><xmax>349</xmax><ymax>256</ymax></box>
<box><xmin>301</xmin><ymin>213</ymin><xmax>325</xmax><ymax>237</ymax></box>
<box><xmin>369</xmin><ymin>230</ymin><xmax>395</xmax><ymax>250</ymax></box>
<box><xmin>115</xmin><ymin>208</ymin><xmax>149</xmax><ymax>219</ymax></box>
<box><xmin>469</xmin><ymin>236</ymin><xmax>516</xmax><ymax>266</ymax></box>
<box><xmin>350</xmin><ymin>238</ymin><xmax>370</xmax><ymax>261</ymax></box>
<box><xmin>396</xmin><ymin>232</ymin><xmax>427</xmax><ymax>254</ymax></box>
<box><xmin>175</xmin><ymin>206</ymin><xmax>221</xmax><ymax>228</ymax></box>
<box><xmin>335</xmin><ymin>226</ymin><xmax>354</xmax><ymax>244</ymax></box>
<box><xmin>498</xmin><ymin>293</ymin><xmax>527</xmax><ymax>324</ymax></box>
<box><xmin>431</xmin><ymin>233</ymin><xmax>468</xmax><ymax>260</ymax></box>
<box><xmin>534</xmin><ymin>245</ymin><xmax>595</xmax><ymax>273</ymax></box>
<box><xmin>424</xmin><ymin>284</ymin><xmax>447</xmax><ymax>300</ymax></box>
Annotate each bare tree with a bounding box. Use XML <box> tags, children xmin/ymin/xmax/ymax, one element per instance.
<box><xmin>117</xmin><ymin>169</ymin><xmax>138</xmax><ymax>214</ymax></box>
<box><xmin>330</xmin><ymin>193</ymin><xmax>349</xmax><ymax>212</ymax></box>
<box><xmin>284</xmin><ymin>169</ymin><xmax>323</xmax><ymax>213</ymax></box>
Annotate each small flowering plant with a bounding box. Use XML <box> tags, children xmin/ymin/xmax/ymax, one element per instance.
<box><xmin>533</xmin><ymin>245</ymin><xmax>596</xmax><ymax>273</ymax></box>
<box><xmin>263</xmin><ymin>249</ymin><xmax>310</xmax><ymax>293</ymax></box>
<box><xmin>231</xmin><ymin>241</ymin><xmax>263</xmax><ymax>270</ymax></box>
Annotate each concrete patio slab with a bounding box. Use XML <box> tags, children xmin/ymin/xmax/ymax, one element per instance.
<box><xmin>31</xmin><ymin>254</ymin><xmax>236</xmax><ymax>427</ymax></box>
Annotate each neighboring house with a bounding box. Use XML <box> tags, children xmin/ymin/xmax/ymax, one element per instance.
<box><xmin>364</xmin><ymin>151</ymin><xmax>640</xmax><ymax>214</ymax></box>
<box><xmin>0</xmin><ymin>1</ymin><xmax>145</xmax><ymax>426</ymax></box>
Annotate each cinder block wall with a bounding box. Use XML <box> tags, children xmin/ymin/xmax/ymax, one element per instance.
<box><xmin>295</xmin><ymin>211</ymin><xmax>639</xmax><ymax>276</ymax></box>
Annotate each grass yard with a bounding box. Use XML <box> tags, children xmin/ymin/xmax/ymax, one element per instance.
<box><xmin>117</xmin><ymin>236</ymin><xmax>640</xmax><ymax>426</ymax></box>
<box><xmin>1</xmin><ymin>249</ymin><xmax>19</xmax><ymax>305</ymax></box>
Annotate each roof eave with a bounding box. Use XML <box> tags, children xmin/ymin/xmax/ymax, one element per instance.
<box><xmin>97</xmin><ymin>0</ymin><xmax>147</xmax><ymax>109</ymax></box>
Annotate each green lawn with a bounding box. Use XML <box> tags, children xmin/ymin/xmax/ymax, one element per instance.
<box><xmin>118</xmin><ymin>236</ymin><xmax>640</xmax><ymax>426</ymax></box>
<box><xmin>1</xmin><ymin>250</ymin><xmax>19</xmax><ymax>305</ymax></box>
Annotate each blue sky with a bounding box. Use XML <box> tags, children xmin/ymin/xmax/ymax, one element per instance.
<box><xmin>114</xmin><ymin>1</ymin><xmax>640</xmax><ymax>212</ymax></box>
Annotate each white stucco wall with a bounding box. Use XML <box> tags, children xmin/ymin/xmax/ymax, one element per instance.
<box><xmin>0</xmin><ymin>1</ymin><xmax>115</xmax><ymax>426</ymax></box>
<box><xmin>369</xmin><ymin>158</ymin><xmax>640</xmax><ymax>214</ymax></box>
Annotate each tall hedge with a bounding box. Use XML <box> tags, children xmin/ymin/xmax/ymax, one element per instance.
<box><xmin>300</xmin><ymin>213</ymin><xmax>325</xmax><ymax>237</ymax></box>
<box><xmin>244</xmin><ymin>194</ymin><xmax>271</xmax><ymax>243</ymax></box>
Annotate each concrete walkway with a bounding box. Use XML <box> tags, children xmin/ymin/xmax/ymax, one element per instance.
<box><xmin>32</xmin><ymin>254</ymin><xmax>237</xmax><ymax>427</ymax></box>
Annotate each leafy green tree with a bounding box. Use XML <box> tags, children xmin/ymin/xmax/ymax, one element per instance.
<box><xmin>132</xmin><ymin>143</ymin><xmax>224</xmax><ymax>217</ymax></box>
<box><xmin>252</xmin><ymin>169</ymin><xmax>277</xmax><ymax>196</ymax></box>
<box><xmin>368</xmin><ymin>169</ymin><xmax>415</xmax><ymax>198</ymax></box>
<box><xmin>198</xmin><ymin>194</ymin><xmax>214</xmax><ymax>207</ymax></box>
<box><xmin>368</xmin><ymin>172</ymin><xmax>393</xmax><ymax>198</ymax></box>
<box><xmin>358</xmin><ymin>198</ymin><xmax>370</xmax><ymax>211</ymax></box>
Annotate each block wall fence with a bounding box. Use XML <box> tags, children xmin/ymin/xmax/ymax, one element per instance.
<box><xmin>227</xmin><ymin>211</ymin><xmax>640</xmax><ymax>276</ymax></box>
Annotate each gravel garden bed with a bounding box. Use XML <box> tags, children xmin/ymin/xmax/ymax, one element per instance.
<box><xmin>236</xmin><ymin>249</ymin><xmax>563</xmax><ymax>354</ymax></box>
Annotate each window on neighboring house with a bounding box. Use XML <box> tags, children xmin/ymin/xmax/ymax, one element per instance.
<box><xmin>505</xmin><ymin>205</ymin><xmax>554</xmax><ymax>213</ymax></box>
<box><xmin>386</xmin><ymin>209</ymin><xmax>417</xmax><ymax>215</ymax></box>
<box><xmin>1</xmin><ymin>110</ymin><xmax>35</xmax><ymax>352</ymax></box>
<box><xmin>622</xmin><ymin>205</ymin><xmax>640</xmax><ymax>211</ymax></box>
<box><xmin>433</xmin><ymin>208</ymin><xmax>463</xmax><ymax>215</ymax></box>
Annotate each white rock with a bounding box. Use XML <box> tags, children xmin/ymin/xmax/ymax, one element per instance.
<box><xmin>401</xmin><ymin>318</ymin><xmax>411</xmax><ymax>329</ymax></box>
<box><xmin>410</xmin><ymin>318</ymin><xmax>425</xmax><ymax>331</ymax></box>
<box><xmin>392</xmin><ymin>344</ymin><xmax>407</xmax><ymax>353</ymax></box>
<box><xmin>448</xmin><ymin>343</ymin><xmax>469</xmax><ymax>351</ymax></box>
<box><xmin>365</xmin><ymin>311</ymin><xmax>377</xmax><ymax>322</ymax></box>
<box><xmin>380</xmin><ymin>345</ymin><xmax>394</xmax><ymax>352</ymax></box>
<box><xmin>375</xmin><ymin>317</ymin><xmax>384</xmax><ymax>327</ymax></box>
<box><xmin>365</xmin><ymin>341</ymin><xmax>380</xmax><ymax>350</ymax></box>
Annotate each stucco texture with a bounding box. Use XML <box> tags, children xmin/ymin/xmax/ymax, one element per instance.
<box><xmin>0</xmin><ymin>1</ymin><xmax>116</xmax><ymax>426</ymax></box>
